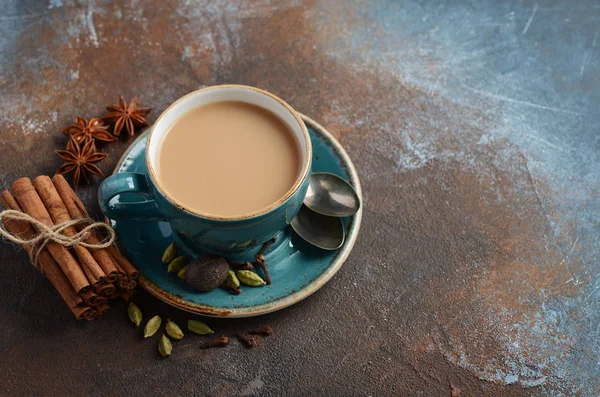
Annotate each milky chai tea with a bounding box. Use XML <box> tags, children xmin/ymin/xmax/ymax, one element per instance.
<box><xmin>157</xmin><ymin>101</ymin><xmax>301</xmax><ymax>217</ymax></box>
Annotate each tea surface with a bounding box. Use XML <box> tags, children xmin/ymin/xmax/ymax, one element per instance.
<box><xmin>157</xmin><ymin>101</ymin><xmax>301</xmax><ymax>217</ymax></box>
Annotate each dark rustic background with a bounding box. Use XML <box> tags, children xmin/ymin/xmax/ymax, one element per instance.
<box><xmin>1</xmin><ymin>1</ymin><xmax>598</xmax><ymax>396</ymax></box>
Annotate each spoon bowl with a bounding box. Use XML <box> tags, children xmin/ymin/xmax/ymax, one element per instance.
<box><xmin>290</xmin><ymin>205</ymin><xmax>345</xmax><ymax>250</ymax></box>
<box><xmin>304</xmin><ymin>172</ymin><xmax>360</xmax><ymax>217</ymax></box>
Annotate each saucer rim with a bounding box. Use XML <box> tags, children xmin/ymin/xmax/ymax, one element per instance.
<box><xmin>111</xmin><ymin>113</ymin><xmax>363</xmax><ymax>317</ymax></box>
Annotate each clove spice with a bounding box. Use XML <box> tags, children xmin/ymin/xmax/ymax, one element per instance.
<box><xmin>228</xmin><ymin>261</ymin><xmax>253</xmax><ymax>271</ymax></box>
<box><xmin>248</xmin><ymin>326</ymin><xmax>273</xmax><ymax>336</ymax></box>
<box><xmin>200</xmin><ymin>335</ymin><xmax>230</xmax><ymax>349</ymax></box>
<box><xmin>220</xmin><ymin>285</ymin><xmax>242</xmax><ymax>295</ymax></box>
<box><xmin>236</xmin><ymin>333</ymin><xmax>258</xmax><ymax>348</ymax></box>
<box><xmin>255</xmin><ymin>237</ymin><xmax>276</xmax><ymax>284</ymax></box>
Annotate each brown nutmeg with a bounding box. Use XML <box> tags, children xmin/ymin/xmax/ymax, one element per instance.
<box><xmin>186</xmin><ymin>255</ymin><xmax>229</xmax><ymax>292</ymax></box>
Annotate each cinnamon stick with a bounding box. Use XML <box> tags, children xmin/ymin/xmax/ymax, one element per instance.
<box><xmin>94</xmin><ymin>303</ymin><xmax>110</xmax><ymax>317</ymax></box>
<box><xmin>116</xmin><ymin>274</ymin><xmax>129</xmax><ymax>289</ymax></box>
<box><xmin>109</xmin><ymin>286</ymin><xmax>121</xmax><ymax>300</ymax></box>
<box><xmin>42</xmin><ymin>175</ymin><xmax>119</xmax><ymax>282</ymax></box>
<box><xmin>105</xmin><ymin>245</ymin><xmax>138</xmax><ymax>280</ymax></box>
<box><xmin>79</xmin><ymin>260</ymin><xmax>101</xmax><ymax>286</ymax></box>
<box><xmin>120</xmin><ymin>288</ymin><xmax>134</xmax><ymax>302</ymax></box>
<box><xmin>52</xmin><ymin>174</ymin><xmax>136</xmax><ymax>279</ymax></box>
<box><xmin>83</xmin><ymin>308</ymin><xmax>97</xmax><ymax>321</ymax></box>
<box><xmin>118</xmin><ymin>276</ymin><xmax>137</xmax><ymax>289</ymax></box>
<box><xmin>95</xmin><ymin>280</ymin><xmax>116</xmax><ymax>297</ymax></box>
<box><xmin>80</xmin><ymin>234</ymin><xmax>120</xmax><ymax>282</ymax></box>
<box><xmin>75</xmin><ymin>306</ymin><xmax>95</xmax><ymax>321</ymax></box>
<box><xmin>91</xmin><ymin>296</ymin><xmax>108</xmax><ymax>307</ymax></box>
<box><xmin>10</xmin><ymin>178</ymin><xmax>91</xmax><ymax>294</ymax></box>
<box><xmin>80</xmin><ymin>290</ymin><xmax>101</xmax><ymax>306</ymax></box>
<box><xmin>0</xmin><ymin>190</ymin><xmax>85</xmax><ymax>317</ymax></box>
<box><xmin>34</xmin><ymin>176</ymin><xmax>107</xmax><ymax>286</ymax></box>
<box><xmin>81</xmin><ymin>292</ymin><xmax>107</xmax><ymax>307</ymax></box>
<box><xmin>113</xmin><ymin>263</ymin><xmax>126</xmax><ymax>279</ymax></box>
<box><xmin>117</xmin><ymin>275</ymin><xmax>128</xmax><ymax>288</ymax></box>
<box><xmin>126</xmin><ymin>280</ymin><xmax>137</xmax><ymax>290</ymax></box>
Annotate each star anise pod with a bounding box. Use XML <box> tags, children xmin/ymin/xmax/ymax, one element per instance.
<box><xmin>55</xmin><ymin>137</ymin><xmax>108</xmax><ymax>187</ymax></box>
<box><xmin>102</xmin><ymin>95</ymin><xmax>151</xmax><ymax>137</ymax></box>
<box><xmin>61</xmin><ymin>116</ymin><xmax>116</xmax><ymax>144</ymax></box>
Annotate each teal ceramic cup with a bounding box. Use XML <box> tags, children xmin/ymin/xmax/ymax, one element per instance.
<box><xmin>98</xmin><ymin>85</ymin><xmax>312</xmax><ymax>255</ymax></box>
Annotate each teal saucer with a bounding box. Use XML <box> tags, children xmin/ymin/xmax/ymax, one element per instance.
<box><xmin>110</xmin><ymin>114</ymin><xmax>362</xmax><ymax>317</ymax></box>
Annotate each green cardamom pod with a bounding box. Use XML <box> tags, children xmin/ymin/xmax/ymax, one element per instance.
<box><xmin>188</xmin><ymin>319</ymin><xmax>214</xmax><ymax>335</ymax></box>
<box><xmin>144</xmin><ymin>315</ymin><xmax>162</xmax><ymax>338</ymax></box>
<box><xmin>162</xmin><ymin>242</ymin><xmax>177</xmax><ymax>264</ymax></box>
<box><xmin>166</xmin><ymin>319</ymin><xmax>184</xmax><ymax>340</ymax></box>
<box><xmin>127</xmin><ymin>302</ymin><xmax>142</xmax><ymax>327</ymax></box>
<box><xmin>168</xmin><ymin>256</ymin><xmax>189</xmax><ymax>273</ymax></box>
<box><xmin>222</xmin><ymin>269</ymin><xmax>240</xmax><ymax>288</ymax></box>
<box><xmin>158</xmin><ymin>334</ymin><xmax>172</xmax><ymax>357</ymax></box>
<box><xmin>237</xmin><ymin>270</ymin><xmax>266</xmax><ymax>286</ymax></box>
<box><xmin>177</xmin><ymin>266</ymin><xmax>187</xmax><ymax>280</ymax></box>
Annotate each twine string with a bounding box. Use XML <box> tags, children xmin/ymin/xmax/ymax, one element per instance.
<box><xmin>0</xmin><ymin>209</ymin><xmax>116</xmax><ymax>267</ymax></box>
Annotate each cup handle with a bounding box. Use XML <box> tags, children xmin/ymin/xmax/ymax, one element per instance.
<box><xmin>98</xmin><ymin>172</ymin><xmax>165</xmax><ymax>221</ymax></box>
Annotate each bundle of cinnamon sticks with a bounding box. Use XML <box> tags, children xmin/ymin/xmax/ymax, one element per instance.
<box><xmin>0</xmin><ymin>174</ymin><xmax>138</xmax><ymax>321</ymax></box>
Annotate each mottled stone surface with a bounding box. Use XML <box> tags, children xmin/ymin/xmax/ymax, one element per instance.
<box><xmin>0</xmin><ymin>1</ymin><xmax>598</xmax><ymax>396</ymax></box>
